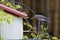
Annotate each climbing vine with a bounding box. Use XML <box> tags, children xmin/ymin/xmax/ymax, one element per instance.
<box><xmin>0</xmin><ymin>9</ymin><xmax>14</xmax><ymax>24</ymax></box>
<box><xmin>0</xmin><ymin>0</ymin><xmax>22</xmax><ymax>24</ymax></box>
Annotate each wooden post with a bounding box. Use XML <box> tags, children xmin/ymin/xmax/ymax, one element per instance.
<box><xmin>31</xmin><ymin>0</ymin><xmax>36</xmax><ymax>12</ymax></box>
<box><xmin>54</xmin><ymin>0</ymin><xmax>59</xmax><ymax>37</ymax></box>
<box><xmin>46</xmin><ymin>0</ymin><xmax>51</xmax><ymax>33</ymax></box>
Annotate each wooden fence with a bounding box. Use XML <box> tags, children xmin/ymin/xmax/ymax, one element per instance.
<box><xmin>22</xmin><ymin>0</ymin><xmax>60</xmax><ymax>38</ymax></box>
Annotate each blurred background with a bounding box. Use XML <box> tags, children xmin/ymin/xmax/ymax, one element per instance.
<box><xmin>22</xmin><ymin>0</ymin><xmax>60</xmax><ymax>38</ymax></box>
<box><xmin>15</xmin><ymin>0</ymin><xmax>60</xmax><ymax>38</ymax></box>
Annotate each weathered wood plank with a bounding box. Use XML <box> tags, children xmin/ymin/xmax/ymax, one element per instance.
<box><xmin>54</xmin><ymin>0</ymin><xmax>59</xmax><ymax>37</ymax></box>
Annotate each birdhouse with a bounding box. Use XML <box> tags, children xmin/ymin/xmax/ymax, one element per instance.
<box><xmin>0</xmin><ymin>4</ymin><xmax>27</xmax><ymax>40</ymax></box>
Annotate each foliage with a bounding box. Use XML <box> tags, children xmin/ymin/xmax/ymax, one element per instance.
<box><xmin>52</xmin><ymin>37</ymin><xmax>58</xmax><ymax>40</ymax></box>
<box><xmin>24</xmin><ymin>22</ymin><xmax>33</xmax><ymax>30</ymax></box>
<box><xmin>6</xmin><ymin>2</ymin><xmax>22</xmax><ymax>9</ymax></box>
<box><xmin>0</xmin><ymin>0</ymin><xmax>22</xmax><ymax>9</ymax></box>
<box><xmin>24</xmin><ymin>22</ymin><xmax>58</xmax><ymax>40</ymax></box>
<box><xmin>23</xmin><ymin>35</ymin><xmax>28</xmax><ymax>40</ymax></box>
<box><xmin>0</xmin><ymin>37</ymin><xmax>3</xmax><ymax>40</ymax></box>
<box><xmin>0</xmin><ymin>0</ymin><xmax>23</xmax><ymax>24</ymax></box>
<box><xmin>0</xmin><ymin>9</ymin><xmax>14</xmax><ymax>24</ymax></box>
<box><xmin>31</xmin><ymin>33</ymin><xmax>37</xmax><ymax>39</ymax></box>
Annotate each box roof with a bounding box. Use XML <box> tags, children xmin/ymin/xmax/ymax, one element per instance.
<box><xmin>0</xmin><ymin>4</ymin><xmax>27</xmax><ymax>18</ymax></box>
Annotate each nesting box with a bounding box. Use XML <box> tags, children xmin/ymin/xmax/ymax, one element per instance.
<box><xmin>0</xmin><ymin>4</ymin><xmax>27</xmax><ymax>40</ymax></box>
<box><xmin>1</xmin><ymin>17</ymin><xmax>23</xmax><ymax>40</ymax></box>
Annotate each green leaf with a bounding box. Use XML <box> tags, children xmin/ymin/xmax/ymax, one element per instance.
<box><xmin>10</xmin><ymin>5</ymin><xmax>16</xmax><ymax>9</ymax></box>
<box><xmin>0</xmin><ymin>37</ymin><xmax>3</xmax><ymax>40</ymax></box>
<box><xmin>0</xmin><ymin>10</ymin><xmax>7</xmax><ymax>16</ymax></box>
<box><xmin>24</xmin><ymin>22</ymin><xmax>32</xmax><ymax>30</ymax></box>
<box><xmin>6</xmin><ymin>2</ymin><xmax>16</xmax><ymax>9</ymax></box>
<box><xmin>15</xmin><ymin>5</ymin><xmax>22</xmax><ymax>9</ymax></box>
<box><xmin>23</xmin><ymin>35</ymin><xmax>28</xmax><ymax>40</ymax></box>
<box><xmin>44</xmin><ymin>27</ymin><xmax>47</xmax><ymax>32</ymax></box>
<box><xmin>0</xmin><ymin>0</ymin><xmax>5</xmax><ymax>3</ymax></box>
<box><xmin>31</xmin><ymin>33</ymin><xmax>37</xmax><ymax>38</ymax></box>
<box><xmin>6</xmin><ymin>2</ymin><xmax>12</xmax><ymax>6</ymax></box>
<box><xmin>3</xmin><ymin>16</ymin><xmax>7</xmax><ymax>20</ymax></box>
<box><xmin>52</xmin><ymin>37</ymin><xmax>58</xmax><ymax>40</ymax></box>
<box><xmin>0</xmin><ymin>18</ymin><xmax>2</xmax><ymax>22</ymax></box>
<box><xmin>8</xmin><ymin>14</ymin><xmax>14</xmax><ymax>22</ymax></box>
<box><xmin>40</xmin><ymin>33</ymin><xmax>45</xmax><ymax>38</ymax></box>
<box><xmin>6</xmin><ymin>19</ymin><xmax>10</xmax><ymax>24</ymax></box>
<box><xmin>8</xmin><ymin>14</ymin><xmax>13</xmax><ymax>18</ymax></box>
